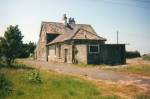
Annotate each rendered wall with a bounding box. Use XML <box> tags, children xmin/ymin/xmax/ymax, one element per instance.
<box><xmin>74</xmin><ymin>45</ymin><xmax>87</xmax><ymax>64</ymax></box>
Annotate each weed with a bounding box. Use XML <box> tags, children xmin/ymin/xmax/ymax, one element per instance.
<box><xmin>27</xmin><ymin>70</ymin><xmax>42</xmax><ymax>84</ymax></box>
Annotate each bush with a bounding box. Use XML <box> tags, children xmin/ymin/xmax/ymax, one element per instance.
<box><xmin>27</xmin><ymin>70</ymin><xmax>42</xmax><ymax>84</ymax></box>
<box><xmin>142</xmin><ymin>54</ymin><xmax>150</xmax><ymax>61</ymax></box>
<box><xmin>0</xmin><ymin>59</ymin><xmax>6</xmax><ymax>68</ymax></box>
<box><xmin>0</xmin><ymin>74</ymin><xmax>13</xmax><ymax>96</ymax></box>
<box><xmin>126</xmin><ymin>51</ymin><xmax>141</xmax><ymax>58</ymax></box>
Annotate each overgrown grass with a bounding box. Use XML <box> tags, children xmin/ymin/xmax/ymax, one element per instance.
<box><xmin>0</xmin><ymin>61</ymin><xmax>150</xmax><ymax>99</ymax></box>
<box><xmin>0</xmin><ymin>73</ymin><xmax>13</xmax><ymax>97</ymax></box>
<box><xmin>0</xmin><ymin>60</ymin><xmax>34</xmax><ymax>70</ymax></box>
<box><xmin>102</xmin><ymin>64</ymin><xmax>150</xmax><ymax>77</ymax></box>
<box><xmin>0</xmin><ymin>65</ymin><xmax>118</xmax><ymax>99</ymax></box>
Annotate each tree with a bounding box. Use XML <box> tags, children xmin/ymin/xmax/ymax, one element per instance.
<box><xmin>0</xmin><ymin>37</ymin><xmax>7</xmax><ymax>58</ymax></box>
<box><xmin>19</xmin><ymin>41</ymin><xmax>36</xmax><ymax>58</ymax></box>
<box><xmin>28</xmin><ymin>41</ymin><xmax>36</xmax><ymax>55</ymax></box>
<box><xmin>0</xmin><ymin>25</ymin><xmax>23</xmax><ymax>65</ymax></box>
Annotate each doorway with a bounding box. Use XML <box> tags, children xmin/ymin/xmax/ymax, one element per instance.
<box><xmin>64</xmin><ymin>49</ymin><xmax>68</xmax><ymax>63</ymax></box>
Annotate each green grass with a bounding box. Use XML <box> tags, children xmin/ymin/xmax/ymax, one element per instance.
<box><xmin>0</xmin><ymin>61</ymin><xmax>150</xmax><ymax>99</ymax></box>
<box><xmin>143</xmin><ymin>55</ymin><xmax>150</xmax><ymax>61</ymax></box>
<box><xmin>0</xmin><ymin>66</ymin><xmax>118</xmax><ymax>99</ymax></box>
<box><xmin>102</xmin><ymin>64</ymin><xmax>150</xmax><ymax>77</ymax></box>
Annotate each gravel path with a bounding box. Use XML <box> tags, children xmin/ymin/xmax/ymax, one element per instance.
<box><xmin>21</xmin><ymin>59</ymin><xmax>150</xmax><ymax>90</ymax></box>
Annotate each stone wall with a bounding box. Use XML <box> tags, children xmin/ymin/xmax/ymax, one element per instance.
<box><xmin>75</xmin><ymin>44</ymin><xmax>87</xmax><ymax>64</ymax></box>
<box><xmin>48</xmin><ymin>44</ymin><xmax>72</xmax><ymax>63</ymax></box>
<box><xmin>36</xmin><ymin>27</ymin><xmax>47</xmax><ymax>61</ymax></box>
<box><xmin>48</xmin><ymin>43</ymin><xmax>87</xmax><ymax>64</ymax></box>
<box><xmin>61</xmin><ymin>44</ymin><xmax>72</xmax><ymax>63</ymax></box>
<box><xmin>47</xmin><ymin>42</ymin><xmax>126</xmax><ymax>65</ymax></box>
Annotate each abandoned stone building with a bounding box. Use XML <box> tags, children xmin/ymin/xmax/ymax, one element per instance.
<box><xmin>35</xmin><ymin>14</ymin><xmax>126</xmax><ymax>65</ymax></box>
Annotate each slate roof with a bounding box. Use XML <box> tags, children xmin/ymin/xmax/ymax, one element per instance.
<box><xmin>41</xmin><ymin>21</ymin><xmax>96</xmax><ymax>34</ymax></box>
<box><xmin>40</xmin><ymin>21</ymin><xmax>106</xmax><ymax>45</ymax></box>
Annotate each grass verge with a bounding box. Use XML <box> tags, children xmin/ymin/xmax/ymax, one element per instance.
<box><xmin>0</xmin><ymin>61</ymin><xmax>150</xmax><ymax>99</ymax></box>
<box><xmin>0</xmin><ymin>64</ymin><xmax>118</xmax><ymax>99</ymax></box>
<box><xmin>101</xmin><ymin>64</ymin><xmax>150</xmax><ymax>77</ymax></box>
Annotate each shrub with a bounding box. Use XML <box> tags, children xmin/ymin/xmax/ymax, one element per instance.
<box><xmin>0</xmin><ymin>74</ymin><xmax>13</xmax><ymax>96</ymax></box>
<box><xmin>126</xmin><ymin>51</ymin><xmax>141</xmax><ymax>58</ymax></box>
<box><xmin>27</xmin><ymin>70</ymin><xmax>42</xmax><ymax>84</ymax></box>
<box><xmin>0</xmin><ymin>59</ymin><xmax>6</xmax><ymax>68</ymax></box>
<box><xmin>142</xmin><ymin>54</ymin><xmax>150</xmax><ymax>61</ymax></box>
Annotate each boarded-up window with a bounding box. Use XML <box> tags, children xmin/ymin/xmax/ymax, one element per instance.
<box><xmin>89</xmin><ymin>45</ymin><xmax>99</xmax><ymax>53</ymax></box>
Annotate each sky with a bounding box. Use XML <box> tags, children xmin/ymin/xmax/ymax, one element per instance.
<box><xmin>0</xmin><ymin>0</ymin><xmax>150</xmax><ymax>54</ymax></box>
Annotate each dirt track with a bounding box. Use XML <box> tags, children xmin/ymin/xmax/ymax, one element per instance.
<box><xmin>20</xmin><ymin>59</ymin><xmax>150</xmax><ymax>91</ymax></box>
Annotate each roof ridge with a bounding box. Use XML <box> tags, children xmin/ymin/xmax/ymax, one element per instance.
<box><xmin>42</xmin><ymin>21</ymin><xmax>91</xmax><ymax>25</ymax></box>
<box><xmin>42</xmin><ymin>21</ymin><xmax>63</xmax><ymax>24</ymax></box>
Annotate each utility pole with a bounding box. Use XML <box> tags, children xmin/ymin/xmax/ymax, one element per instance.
<box><xmin>117</xmin><ymin>31</ymin><xmax>119</xmax><ymax>44</ymax></box>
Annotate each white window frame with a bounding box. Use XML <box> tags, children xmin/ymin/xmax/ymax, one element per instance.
<box><xmin>88</xmin><ymin>44</ymin><xmax>99</xmax><ymax>53</ymax></box>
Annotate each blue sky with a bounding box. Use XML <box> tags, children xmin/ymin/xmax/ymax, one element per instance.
<box><xmin>0</xmin><ymin>0</ymin><xmax>150</xmax><ymax>54</ymax></box>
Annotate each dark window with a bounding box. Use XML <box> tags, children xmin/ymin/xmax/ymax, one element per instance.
<box><xmin>47</xmin><ymin>34</ymin><xmax>59</xmax><ymax>43</ymax></box>
<box><xmin>89</xmin><ymin>45</ymin><xmax>99</xmax><ymax>53</ymax></box>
